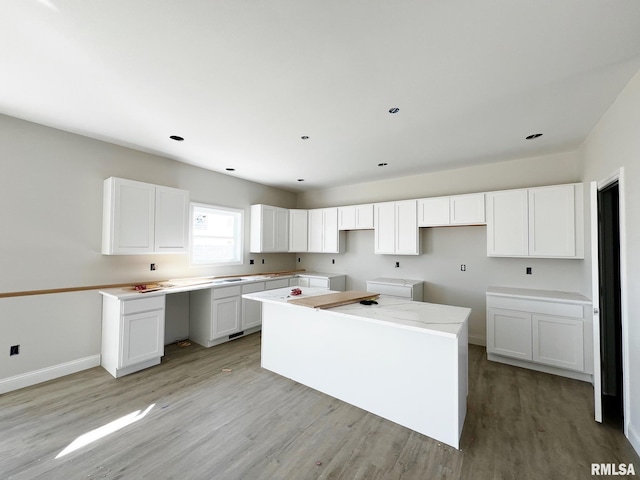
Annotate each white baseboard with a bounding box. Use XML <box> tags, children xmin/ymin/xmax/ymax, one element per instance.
<box><xmin>0</xmin><ymin>355</ymin><xmax>101</xmax><ymax>395</ymax></box>
<box><xmin>628</xmin><ymin>421</ymin><xmax>640</xmax><ymax>458</ymax></box>
<box><xmin>468</xmin><ymin>335</ymin><xmax>486</xmax><ymax>347</ymax></box>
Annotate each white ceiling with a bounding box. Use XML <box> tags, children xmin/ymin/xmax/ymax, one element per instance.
<box><xmin>2</xmin><ymin>1</ymin><xmax>640</xmax><ymax>192</ymax></box>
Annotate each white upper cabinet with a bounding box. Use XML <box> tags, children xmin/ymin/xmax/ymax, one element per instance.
<box><xmin>418</xmin><ymin>194</ymin><xmax>485</xmax><ymax>227</ymax></box>
<box><xmin>418</xmin><ymin>197</ymin><xmax>450</xmax><ymax>226</ymax></box>
<box><xmin>288</xmin><ymin>209</ymin><xmax>308</xmax><ymax>252</ymax></box>
<box><xmin>486</xmin><ymin>189</ymin><xmax>529</xmax><ymax>256</ymax></box>
<box><xmin>154</xmin><ymin>185</ymin><xmax>190</xmax><ymax>253</ymax></box>
<box><xmin>374</xmin><ymin>200</ymin><xmax>419</xmax><ymax>255</ymax></box>
<box><xmin>338</xmin><ymin>204</ymin><xmax>374</xmax><ymax>230</ymax></box>
<box><xmin>528</xmin><ymin>185</ymin><xmax>577</xmax><ymax>257</ymax></box>
<box><xmin>307</xmin><ymin>207</ymin><xmax>342</xmax><ymax>253</ymax></box>
<box><xmin>250</xmin><ymin>204</ymin><xmax>289</xmax><ymax>253</ymax></box>
<box><xmin>102</xmin><ymin>177</ymin><xmax>189</xmax><ymax>255</ymax></box>
<box><xmin>450</xmin><ymin>194</ymin><xmax>485</xmax><ymax>225</ymax></box>
<box><xmin>486</xmin><ymin>183</ymin><xmax>583</xmax><ymax>258</ymax></box>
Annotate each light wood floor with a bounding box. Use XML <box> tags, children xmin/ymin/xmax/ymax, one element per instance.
<box><xmin>1</xmin><ymin>333</ymin><xmax>637</xmax><ymax>480</ymax></box>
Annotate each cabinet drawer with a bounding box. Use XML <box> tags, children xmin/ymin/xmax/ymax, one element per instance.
<box><xmin>308</xmin><ymin>278</ymin><xmax>329</xmax><ymax>288</ymax></box>
<box><xmin>122</xmin><ymin>295</ymin><xmax>165</xmax><ymax>315</ymax></box>
<box><xmin>266</xmin><ymin>278</ymin><xmax>289</xmax><ymax>290</ymax></box>
<box><xmin>213</xmin><ymin>285</ymin><xmax>242</xmax><ymax>299</ymax></box>
<box><xmin>242</xmin><ymin>282</ymin><xmax>265</xmax><ymax>294</ymax></box>
<box><xmin>487</xmin><ymin>297</ymin><xmax>583</xmax><ymax>319</ymax></box>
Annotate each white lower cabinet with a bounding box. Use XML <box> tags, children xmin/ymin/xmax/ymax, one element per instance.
<box><xmin>101</xmin><ymin>294</ymin><xmax>165</xmax><ymax>378</ymax></box>
<box><xmin>292</xmin><ymin>273</ymin><xmax>346</xmax><ymax>291</ymax></box>
<box><xmin>532</xmin><ymin>314</ymin><xmax>584</xmax><ymax>371</ymax></box>
<box><xmin>242</xmin><ymin>282</ymin><xmax>265</xmax><ymax>330</ymax></box>
<box><xmin>212</xmin><ymin>294</ymin><xmax>242</xmax><ymax>340</ymax></box>
<box><xmin>487</xmin><ymin>308</ymin><xmax>532</xmax><ymax>361</ymax></box>
<box><xmin>190</xmin><ymin>285</ymin><xmax>244</xmax><ymax>347</ymax></box>
<box><xmin>486</xmin><ymin>287</ymin><xmax>592</xmax><ymax>381</ymax></box>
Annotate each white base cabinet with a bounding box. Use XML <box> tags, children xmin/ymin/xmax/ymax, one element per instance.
<box><xmin>290</xmin><ymin>273</ymin><xmax>346</xmax><ymax>291</ymax></box>
<box><xmin>101</xmin><ymin>294</ymin><xmax>165</xmax><ymax>378</ymax></box>
<box><xmin>486</xmin><ymin>287</ymin><xmax>592</xmax><ymax>381</ymax></box>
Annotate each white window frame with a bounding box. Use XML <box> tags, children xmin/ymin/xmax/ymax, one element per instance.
<box><xmin>189</xmin><ymin>202</ymin><xmax>244</xmax><ymax>266</ymax></box>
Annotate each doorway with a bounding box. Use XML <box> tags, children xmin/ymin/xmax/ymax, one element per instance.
<box><xmin>597</xmin><ymin>181</ymin><xmax>623</xmax><ymax>427</ymax></box>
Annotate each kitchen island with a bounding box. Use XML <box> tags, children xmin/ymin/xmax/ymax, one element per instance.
<box><xmin>243</xmin><ymin>287</ymin><xmax>471</xmax><ymax>449</ymax></box>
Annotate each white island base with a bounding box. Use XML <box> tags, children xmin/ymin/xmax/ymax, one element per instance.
<box><xmin>246</xmin><ymin>288</ymin><xmax>470</xmax><ymax>449</ymax></box>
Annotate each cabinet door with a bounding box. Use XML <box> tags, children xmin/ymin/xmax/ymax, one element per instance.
<box><xmin>289</xmin><ymin>209</ymin><xmax>308</xmax><ymax>252</ymax></box>
<box><xmin>338</xmin><ymin>206</ymin><xmax>356</xmax><ymax>230</ymax></box>
<box><xmin>322</xmin><ymin>208</ymin><xmax>339</xmax><ymax>253</ymax></box>
<box><xmin>533</xmin><ymin>314</ymin><xmax>584</xmax><ymax>371</ymax></box>
<box><xmin>486</xmin><ymin>189</ymin><xmax>529</xmax><ymax>256</ymax></box>
<box><xmin>450</xmin><ymin>194</ymin><xmax>485</xmax><ymax>225</ymax></box>
<box><xmin>308</xmin><ymin>278</ymin><xmax>330</xmax><ymax>288</ymax></box>
<box><xmin>528</xmin><ymin>185</ymin><xmax>576</xmax><ymax>257</ymax></box>
<box><xmin>212</xmin><ymin>296</ymin><xmax>241</xmax><ymax>340</ymax></box>
<box><xmin>242</xmin><ymin>283</ymin><xmax>265</xmax><ymax>330</ymax></box>
<box><xmin>250</xmin><ymin>205</ymin><xmax>288</xmax><ymax>253</ymax></box>
<box><xmin>418</xmin><ymin>197</ymin><xmax>450</xmax><ymax>226</ymax></box>
<box><xmin>104</xmin><ymin>177</ymin><xmax>155</xmax><ymax>254</ymax></box>
<box><xmin>274</xmin><ymin>208</ymin><xmax>289</xmax><ymax>252</ymax></box>
<box><xmin>121</xmin><ymin>309</ymin><xmax>165</xmax><ymax>367</ymax></box>
<box><xmin>155</xmin><ymin>185</ymin><xmax>189</xmax><ymax>253</ymax></box>
<box><xmin>395</xmin><ymin>200</ymin><xmax>419</xmax><ymax>255</ymax></box>
<box><xmin>487</xmin><ymin>308</ymin><xmax>532</xmax><ymax>360</ymax></box>
<box><xmin>355</xmin><ymin>204</ymin><xmax>374</xmax><ymax>229</ymax></box>
<box><xmin>374</xmin><ymin>202</ymin><xmax>396</xmax><ymax>254</ymax></box>
<box><xmin>307</xmin><ymin>209</ymin><xmax>324</xmax><ymax>252</ymax></box>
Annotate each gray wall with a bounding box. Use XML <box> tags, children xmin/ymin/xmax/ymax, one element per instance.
<box><xmin>580</xmin><ymin>67</ymin><xmax>640</xmax><ymax>454</ymax></box>
<box><xmin>0</xmin><ymin>114</ymin><xmax>296</xmax><ymax>381</ymax></box>
<box><xmin>295</xmin><ymin>151</ymin><xmax>586</xmax><ymax>345</ymax></box>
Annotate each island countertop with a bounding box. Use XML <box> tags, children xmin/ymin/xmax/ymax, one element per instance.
<box><xmin>243</xmin><ymin>287</ymin><xmax>470</xmax><ymax>338</ymax></box>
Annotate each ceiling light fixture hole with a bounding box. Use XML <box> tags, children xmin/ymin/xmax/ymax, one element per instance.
<box><xmin>169</xmin><ymin>135</ymin><xmax>184</xmax><ymax>141</ymax></box>
<box><xmin>525</xmin><ymin>133</ymin><xmax>543</xmax><ymax>140</ymax></box>
<box><xmin>301</xmin><ymin>136</ymin><xmax>309</xmax><ymax>140</ymax></box>
<box><xmin>225</xmin><ymin>168</ymin><xmax>235</xmax><ymax>172</ymax></box>
<box><xmin>297</xmin><ymin>178</ymin><xmax>305</xmax><ymax>182</ymax></box>
<box><xmin>388</xmin><ymin>107</ymin><xmax>400</xmax><ymax>114</ymax></box>
<box><xmin>378</xmin><ymin>162</ymin><xmax>388</xmax><ymax>167</ymax></box>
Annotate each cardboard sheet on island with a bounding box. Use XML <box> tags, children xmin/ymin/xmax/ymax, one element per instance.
<box><xmin>287</xmin><ymin>290</ymin><xmax>379</xmax><ymax>309</ymax></box>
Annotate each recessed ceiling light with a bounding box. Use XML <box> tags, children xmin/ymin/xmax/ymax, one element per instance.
<box><xmin>378</xmin><ymin>162</ymin><xmax>388</xmax><ymax>167</ymax></box>
<box><xmin>225</xmin><ymin>168</ymin><xmax>235</xmax><ymax>172</ymax></box>
<box><xmin>169</xmin><ymin>135</ymin><xmax>184</xmax><ymax>141</ymax></box>
<box><xmin>525</xmin><ymin>133</ymin><xmax>543</xmax><ymax>140</ymax></box>
<box><xmin>388</xmin><ymin>107</ymin><xmax>399</xmax><ymax>114</ymax></box>
<box><xmin>301</xmin><ymin>136</ymin><xmax>309</xmax><ymax>140</ymax></box>
<box><xmin>297</xmin><ymin>178</ymin><xmax>305</xmax><ymax>182</ymax></box>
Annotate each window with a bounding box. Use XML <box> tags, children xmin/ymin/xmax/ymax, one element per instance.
<box><xmin>190</xmin><ymin>203</ymin><xmax>243</xmax><ymax>266</ymax></box>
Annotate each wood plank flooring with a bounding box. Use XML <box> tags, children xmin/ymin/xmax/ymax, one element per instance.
<box><xmin>0</xmin><ymin>333</ymin><xmax>637</xmax><ymax>480</ymax></box>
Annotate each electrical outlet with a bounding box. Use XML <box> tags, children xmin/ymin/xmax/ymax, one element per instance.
<box><xmin>526</xmin><ymin>267</ymin><xmax>532</xmax><ymax>275</ymax></box>
<box><xmin>395</xmin><ymin>261</ymin><xmax>400</xmax><ymax>268</ymax></box>
<box><xmin>298</xmin><ymin>257</ymin><xmax>301</xmax><ymax>263</ymax></box>
<box><xmin>249</xmin><ymin>259</ymin><xmax>254</xmax><ymax>265</ymax></box>
<box><xmin>461</xmin><ymin>264</ymin><xmax>466</xmax><ymax>272</ymax></box>
<box><xmin>10</xmin><ymin>345</ymin><xmax>19</xmax><ymax>356</ymax></box>
<box><xmin>332</xmin><ymin>259</ymin><xmax>335</xmax><ymax>264</ymax></box>
<box><xmin>261</xmin><ymin>259</ymin><xmax>265</xmax><ymax>264</ymax></box>
<box><xmin>150</xmin><ymin>263</ymin><xmax>156</xmax><ymax>271</ymax></box>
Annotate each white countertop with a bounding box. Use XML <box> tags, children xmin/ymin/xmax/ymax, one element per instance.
<box><xmin>243</xmin><ymin>287</ymin><xmax>470</xmax><ymax>337</ymax></box>
<box><xmin>99</xmin><ymin>274</ymin><xmax>297</xmax><ymax>300</ymax></box>
<box><xmin>486</xmin><ymin>286</ymin><xmax>591</xmax><ymax>304</ymax></box>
